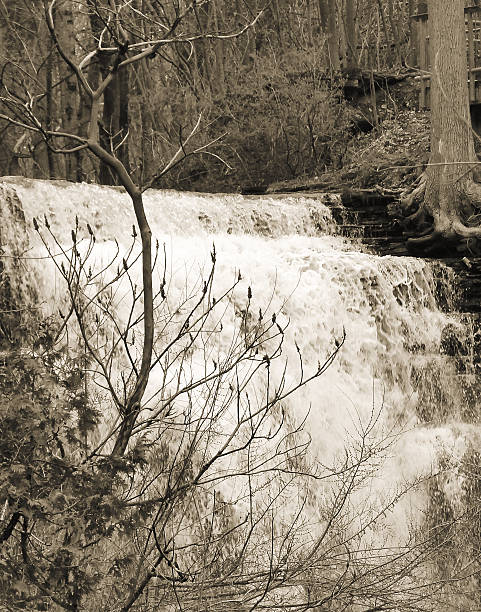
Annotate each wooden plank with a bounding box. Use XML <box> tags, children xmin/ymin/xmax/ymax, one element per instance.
<box><xmin>412</xmin><ymin>4</ymin><xmax>481</xmax><ymax>109</ymax></box>
<box><xmin>468</xmin><ymin>12</ymin><xmax>476</xmax><ymax>101</ymax></box>
<box><xmin>475</xmin><ymin>9</ymin><xmax>481</xmax><ymax>65</ymax></box>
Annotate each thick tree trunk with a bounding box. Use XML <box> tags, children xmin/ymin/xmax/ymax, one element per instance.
<box><xmin>403</xmin><ymin>0</ymin><xmax>481</xmax><ymax>250</ymax></box>
<box><xmin>424</xmin><ymin>0</ymin><xmax>476</xmax><ymax>230</ymax></box>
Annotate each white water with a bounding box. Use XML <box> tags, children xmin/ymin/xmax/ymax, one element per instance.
<box><xmin>1</xmin><ymin>177</ymin><xmax>475</xmax><ymax>605</ymax></box>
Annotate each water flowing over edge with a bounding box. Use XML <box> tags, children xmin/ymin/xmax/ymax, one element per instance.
<box><xmin>1</xmin><ymin>177</ymin><xmax>479</xmax><ymax>607</ymax></box>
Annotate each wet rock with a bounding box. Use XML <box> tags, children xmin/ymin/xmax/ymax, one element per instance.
<box><xmin>440</xmin><ymin>323</ymin><xmax>468</xmax><ymax>357</ymax></box>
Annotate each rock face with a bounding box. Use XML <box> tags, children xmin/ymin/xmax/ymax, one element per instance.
<box><xmin>0</xmin><ymin>183</ymin><xmax>38</xmax><ymax>347</ymax></box>
<box><xmin>326</xmin><ymin>189</ymin><xmax>481</xmax><ymax>422</ymax></box>
<box><xmin>318</xmin><ymin>188</ymin><xmax>481</xmax><ymax>316</ymax></box>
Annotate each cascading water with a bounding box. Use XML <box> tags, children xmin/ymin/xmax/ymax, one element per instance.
<box><xmin>1</xmin><ymin>176</ymin><xmax>479</xmax><ymax>609</ymax></box>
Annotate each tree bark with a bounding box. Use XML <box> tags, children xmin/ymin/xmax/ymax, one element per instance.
<box><xmin>386</xmin><ymin>0</ymin><xmax>402</xmax><ymax>65</ymax></box>
<box><xmin>408</xmin><ymin>0</ymin><xmax>416</xmax><ymax>65</ymax></box>
<box><xmin>73</xmin><ymin>2</ymin><xmax>93</xmax><ymax>181</ymax></box>
<box><xmin>139</xmin><ymin>61</ymin><xmax>154</xmax><ymax>185</ymax></box>
<box><xmin>326</xmin><ymin>0</ymin><xmax>340</xmax><ymax>70</ymax></box>
<box><xmin>99</xmin><ymin>67</ymin><xmax>130</xmax><ymax>185</ymax></box>
<box><xmin>44</xmin><ymin>41</ymin><xmax>56</xmax><ymax>179</ymax></box>
<box><xmin>344</xmin><ymin>0</ymin><xmax>357</xmax><ymax>70</ymax></box>
<box><xmin>194</xmin><ymin>3</ymin><xmax>213</xmax><ymax>89</ymax></box>
<box><xmin>56</xmin><ymin>0</ymin><xmax>77</xmax><ymax>181</ymax></box>
<box><xmin>212</xmin><ymin>0</ymin><xmax>226</xmax><ymax>97</ymax></box>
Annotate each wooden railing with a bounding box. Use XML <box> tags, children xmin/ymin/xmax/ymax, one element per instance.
<box><xmin>413</xmin><ymin>2</ymin><xmax>481</xmax><ymax>108</ymax></box>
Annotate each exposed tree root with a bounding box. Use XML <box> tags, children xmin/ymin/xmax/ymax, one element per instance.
<box><xmin>465</xmin><ymin>180</ymin><xmax>481</xmax><ymax>210</ymax></box>
<box><xmin>398</xmin><ymin>174</ymin><xmax>434</xmax><ymax>241</ymax></box>
<box><xmin>400</xmin><ymin>175</ymin><xmax>426</xmax><ymax>217</ymax></box>
<box><xmin>397</xmin><ymin>176</ymin><xmax>481</xmax><ymax>255</ymax></box>
<box><xmin>405</xmin><ymin>206</ymin><xmax>427</xmax><ymax>228</ymax></box>
<box><xmin>408</xmin><ymin>230</ymin><xmax>442</xmax><ymax>247</ymax></box>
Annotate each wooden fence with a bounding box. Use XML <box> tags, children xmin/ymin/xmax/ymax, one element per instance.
<box><xmin>414</xmin><ymin>2</ymin><xmax>481</xmax><ymax>108</ymax></box>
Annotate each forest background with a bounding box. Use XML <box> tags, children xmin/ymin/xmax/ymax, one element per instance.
<box><xmin>0</xmin><ymin>0</ymin><xmax>426</xmax><ymax>194</ymax></box>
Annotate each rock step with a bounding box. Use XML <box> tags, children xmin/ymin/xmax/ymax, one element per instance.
<box><xmin>338</xmin><ymin>224</ymin><xmax>404</xmax><ymax>238</ymax></box>
<box><xmin>321</xmin><ymin>191</ymin><xmax>481</xmax><ymax>418</ymax></box>
<box><xmin>319</xmin><ymin>192</ymin><xmax>481</xmax><ymax>316</ymax></box>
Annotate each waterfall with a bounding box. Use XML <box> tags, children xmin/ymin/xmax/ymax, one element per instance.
<box><xmin>1</xmin><ymin>176</ymin><xmax>478</xmax><ymax>607</ymax></box>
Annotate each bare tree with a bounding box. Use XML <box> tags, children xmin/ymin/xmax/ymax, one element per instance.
<box><xmin>0</xmin><ymin>0</ymin><xmax>263</xmax><ymax>456</ymax></box>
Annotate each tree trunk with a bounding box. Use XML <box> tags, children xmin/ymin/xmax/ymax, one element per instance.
<box><xmin>386</xmin><ymin>0</ymin><xmax>402</xmax><ymax>65</ymax></box>
<box><xmin>195</xmin><ymin>3</ymin><xmax>213</xmax><ymax>89</ymax></box>
<box><xmin>44</xmin><ymin>43</ymin><xmax>56</xmax><ymax>179</ymax></box>
<box><xmin>403</xmin><ymin>0</ymin><xmax>481</xmax><ymax>250</ymax></box>
<box><xmin>87</xmin><ymin>1</ymin><xmax>129</xmax><ymax>185</ymax></box>
<box><xmin>74</xmin><ymin>3</ymin><xmax>93</xmax><ymax>181</ymax></box>
<box><xmin>117</xmin><ymin>68</ymin><xmax>130</xmax><ymax>173</ymax></box>
<box><xmin>408</xmin><ymin>0</ymin><xmax>416</xmax><ymax>65</ymax></box>
<box><xmin>376</xmin><ymin>0</ymin><xmax>391</xmax><ymax>66</ymax></box>
<box><xmin>57</xmin><ymin>0</ymin><xmax>77</xmax><ymax>181</ymax></box>
<box><xmin>344</xmin><ymin>0</ymin><xmax>357</xmax><ymax>70</ymax></box>
<box><xmin>273</xmin><ymin>0</ymin><xmax>283</xmax><ymax>50</ymax></box>
<box><xmin>318</xmin><ymin>0</ymin><xmax>329</xmax><ymax>65</ymax></box>
<box><xmin>138</xmin><ymin>0</ymin><xmax>155</xmax><ymax>185</ymax></box>
<box><xmin>326</xmin><ymin>0</ymin><xmax>340</xmax><ymax>70</ymax></box>
<box><xmin>140</xmin><ymin>103</ymin><xmax>154</xmax><ymax>186</ymax></box>
<box><xmin>99</xmin><ymin>66</ymin><xmax>130</xmax><ymax>185</ymax></box>
<box><xmin>212</xmin><ymin>1</ymin><xmax>226</xmax><ymax>97</ymax></box>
